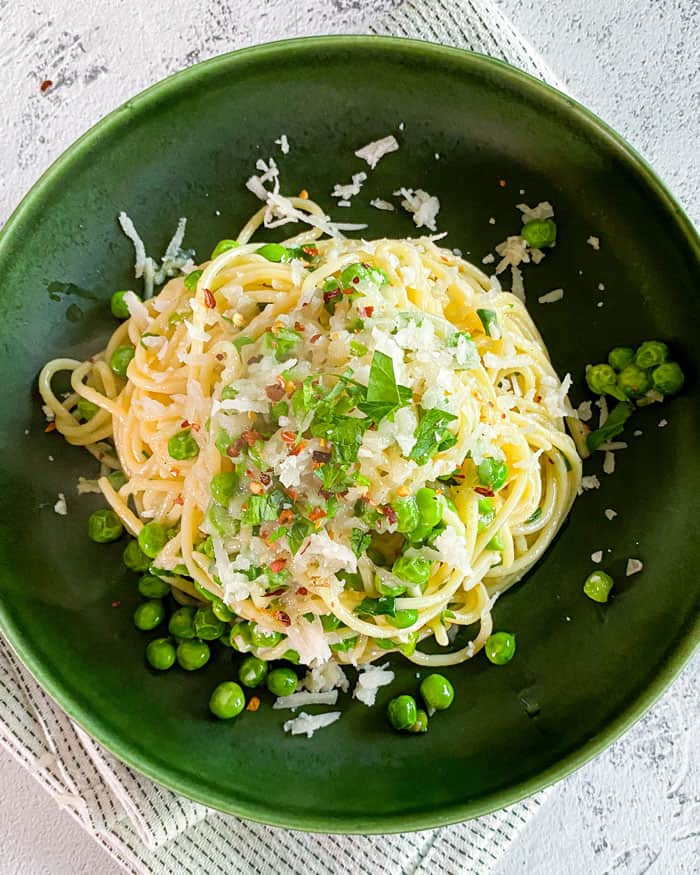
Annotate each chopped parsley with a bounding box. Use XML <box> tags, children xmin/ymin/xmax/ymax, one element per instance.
<box><xmin>408</xmin><ymin>408</ymin><xmax>458</xmax><ymax>464</ymax></box>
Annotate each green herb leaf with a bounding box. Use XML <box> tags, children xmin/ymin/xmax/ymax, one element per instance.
<box><xmin>586</xmin><ymin>401</ymin><xmax>634</xmax><ymax>452</ymax></box>
<box><xmin>355</xmin><ymin>596</ymin><xmax>396</xmax><ymax>617</ymax></box>
<box><xmin>476</xmin><ymin>309</ymin><xmax>499</xmax><ymax>337</ymax></box>
<box><xmin>287</xmin><ymin>518</ymin><xmax>313</xmax><ymax>555</ymax></box>
<box><xmin>350</xmin><ymin>528</ymin><xmax>372</xmax><ymax>557</ymax></box>
<box><xmin>233</xmin><ymin>335</ymin><xmax>254</xmax><ymax>351</ymax></box>
<box><xmin>408</xmin><ymin>408</ymin><xmax>458</xmax><ymax>464</ymax></box>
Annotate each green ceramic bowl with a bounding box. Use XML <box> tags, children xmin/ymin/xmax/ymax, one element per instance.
<box><xmin>0</xmin><ymin>36</ymin><xmax>698</xmax><ymax>833</ymax></box>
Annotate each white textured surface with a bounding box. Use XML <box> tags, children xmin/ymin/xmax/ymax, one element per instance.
<box><xmin>1</xmin><ymin>2</ymin><xmax>698</xmax><ymax>874</ymax></box>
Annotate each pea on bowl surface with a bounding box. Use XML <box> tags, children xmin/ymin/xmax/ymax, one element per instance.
<box><xmin>0</xmin><ymin>36</ymin><xmax>698</xmax><ymax>832</ymax></box>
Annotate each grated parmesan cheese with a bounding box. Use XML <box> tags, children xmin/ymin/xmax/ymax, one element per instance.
<box><xmin>274</xmin><ymin>134</ymin><xmax>290</xmax><ymax>154</ymax></box>
<box><xmin>604</xmin><ymin>508</ymin><xmax>618</xmax><ymax>520</ymax></box>
<box><xmin>303</xmin><ymin>661</ymin><xmax>349</xmax><ymax>693</ymax></box>
<box><xmin>393</xmin><ymin>188</ymin><xmax>440</xmax><ymax>231</ymax></box>
<box><xmin>481</xmin><ymin>253</ymin><xmax>495</xmax><ymax>265</ymax></box>
<box><xmin>331</xmin><ymin>171</ymin><xmax>367</xmax><ymax>201</ymax></box>
<box><xmin>603</xmin><ymin>451</ymin><xmax>615</xmax><ymax>475</ymax></box>
<box><xmin>41</xmin><ymin>404</ymin><xmax>55</xmax><ymax>422</ymax></box>
<box><xmin>577</xmin><ymin>401</ymin><xmax>593</xmax><ymax>422</ymax></box>
<box><xmin>538</xmin><ymin>288</ymin><xmax>564</xmax><ymax>304</ymax></box>
<box><xmin>354</xmin><ymin>135</ymin><xmax>399</xmax><ymax>169</ymax></box>
<box><xmin>283</xmin><ymin>711</ymin><xmax>341</xmax><ymax>738</ymax></box>
<box><xmin>658</xmin><ymin>418</ymin><xmax>668</xmax><ymax>428</ymax></box>
<box><xmin>581</xmin><ymin>474</ymin><xmax>601</xmax><ymax>491</ymax></box>
<box><xmin>591</xmin><ymin>550</ymin><xmax>603</xmax><ymax>563</ymax></box>
<box><xmin>587</xmin><ymin>235</ymin><xmax>600</xmax><ymax>250</ymax></box>
<box><xmin>273</xmin><ymin>690</ymin><xmax>338</xmax><ymax>710</ymax></box>
<box><xmin>53</xmin><ymin>493</ymin><xmax>67</xmax><ymax>515</ymax></box>
<box><xmin>353</xmin><ymin>663</ymin><xmax>395</xmax><ymax>707</ymax></box>
<box><xmin>626</xmin><ymin>558</ymin><xmax>643</xmax><ymax>576</ymax></box>
<box><xmin>369</xmin><ymin>198</ymin><xmax>395</xmax><ymax>212</ymax></box>
<box><xmin>517</xmin><ymin>201</ymin><xmax>554</xmax><ymax>223</ymax></box>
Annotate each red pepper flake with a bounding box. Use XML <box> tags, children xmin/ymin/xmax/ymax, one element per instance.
<box><xmin>241</xmin><ymin>428</ymin><xmax>262</xmax><ymax>446</ymax></box>
<box><xmin>190</xmin><ymin>422</ymin><xmax>201</xmax><ymax>432</ymax></box>
<box><xmin>264</xmin><ymin>586</ymin><xmax>287</xmax><ymax>597</ymax></box>
<box><xmin>249</xmin><ymin>481</ymin><xmax>265</xmax><ymax>495</ymax></box>
<box><xmin>203</xmin><ymin>288</ymin><xmax>216</xmax><ymax>309</ymax></box>
<box><xmin>301</xmin><ymin>246</ymin><xmax>318</xmax><ymax>257</ymax></box>
<box><xmin>181</xmin><ymin>420</ymin><xmax>190</xmax><ymax>429</ymax></box>
<box><xmin>278</xmin><ymin>508</ymin><xmax>293</xmax><ymax>525</ymax></box>
<box><xmin>111</xmin><ymin>600</ymin><xmax>121</xmax><ymax>608</ymax></box>
<box><xmin>270</xmin><ymin>558</ymin><xmax>287</xmax><ymax>573</ymax></box>
<box><xmin>40</xmin><ymin>79</ymin><xmax>52</xmax><ymax>92</ymax></box>
<box><xmin>298</xmin><ymin>189</ymin><xmax>309</xmax><ymax>199</ymax></box>
<box><xmin>381</xmin><ymin>505</ymin><xmax>398</xmax><ymax>526</ymax></box>
<box><xmin>265</xmin><ymin>383</ymin><xmax>285</xmax><ymax>402</ymax></box>
<box><xmin>215</xmin><ymin>353</ymin><xmax>225</xmax><ymax>361</ymax></box>
<box><xmin>285</xmin><ymin>488</ymin><xmax>298</xmax><ymax>502</ymax></box>
<box><xmin>44</xmin><ymin>422</ymin><xmax>56</xmax><ymax>432</ymax></box>
<box><xmin>323</xmin><ymin>289</ymin><xmax>342</xmax><ymax>306</ymax></box>
<box><xmin>276</xmin><ymin>611</ymin><xmax>292</xmax><ymax>627</ymax></box>
<box><xmin>548</xmin><ymin>457</ymin><xmax>554</xmax><ymax>465</ymax></box>
<box><xmin>259</xmin><ymin>472</ymin><xmax>271</xmax><ymax>486</ymax></box>
<box><xmin>294</xmin><ymin>321</ymin><xmax>305</xmax><ymax>332</ymax></box>
<box><xmin>534</xmin><ymin>394</ymin><xmax>542</xmax><ymax>403</ymax></box>
<box><xmin>226</xmin><ymin>440</ymin><xmax>243</xmax><ymax>458</ymax></box>
<box><xmin>246</xmin><ymin>696</ymin><xmax>261</xmax><ymax>712</ymax></box>
<box><xmin>174</xmin><ymin>495</ymin><xmax>184</xmax><ymax>506</ymax></box>
<box><xmin>296</xmin><ymin>586</ymin><xmax>308</xmax><ymax>596</ymax></box>
<box><xmin>309</xmin><ymin>506</ymin><xmax>326</xmax><ymax>522</ymax></box>
<box><xmin>363</xmin><ymin>305</ymin><xmax>374</xmax><ymax>317</ymax></box>
<box><xmin>289</xmin><ymin>440</ymin><xmax>307</xmax><ymax>456</ymax></box>
<box><xmin>281</xmin><ymin>430</ymin><xmax>296</xmax><ymax>444</ymax></box>
<box><xmin>499</xmin><ymin>179</ymin><xmax>507</xmax><ymax>188</ymax></box>
<box><xmin>310</xmin><ymin>333</ymin><xmax>321</xmax><ymax>344</ymax></box>
<box><xmin>169</xmin><ymin>467</ymin><xmax>180</xmax><ymax>477</ymax></box>
<box><xmin>474</xmin><ymin>486</ymin><xmax>495</xmax><ymax>497</ymax></box>
<box><xmin>312</xmin><ymin>450</ymin><xmax>332</xmax><ymax>464</ymax></box>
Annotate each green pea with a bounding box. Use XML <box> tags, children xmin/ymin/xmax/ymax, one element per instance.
<box><xmin>652</xmin><ymin>361</ymin><xmax>684</xmax><ymax>395</ymax></box>
<box><xmin>478</xmin><ymin>457</ymin><xmax>508</xmax><ymax>491</ymax></box>
<box><xmin>398</xmin><ymin>631</ymin><xmax>419</xmax><ymax>657</ymax></box>
<box><xmin>392</xmin><ymin>555</ymin><xmax>431</xmax><ymax>587</ymax></box>
<box><xmin>375</xmin><ymin>575</ymin><xmax>407</xmax><ymax>597</ymax></box>
<box><xmin>266</xmin><ymin>667</ymin><xmax>298</xmax><ymax>697</ymax></box>
<box><xmin>618</xmin><ymin>364</ymin><xmax>651</xmax><ymax>398</ymax></box>
<box><xmin>407</xmin><ymin>523</ymin><xmax>433</xmax><ymax>545</ymax></box>
<box><xmin>211</xmin><ymin>239</ymin><xmax>239</xmax><ymax>259</ymax></box>
<box><xmin>168</xmin><ymin>429</ymin><xmax>199</xmax><ymax>460</ymax></box>
<box><xmin>193</xmin><ymin>606</ymin><xmax>225</xmax><ymax>640</ymax></box>
<box><xmin>486</xmin><ymin>532</ymin><xmax>504</xmax><ymax>551</ymax></box>
<box><xmin>586</xmin><ymin>363</ymin><xmax>619</xmax><ymax>396</ymax></box>
<box><xmin>198</xmin><ymin>536</ymin><xmax>216</xmax><ymax>560</ymax></box>
<box><xmin>392</xmin><ymin>497</ymin><xmax>419</xmax><ymax>533</ymax></box>
<box><xmin>238</xmin><ymin>655</ymin><xmax>269</xmax><ymax>688</ymax></box>
<box><xmin>138</xmin><ymin>573</ymin><xmax>170</xmax><ymax>598</ymax></box>
<box><xmin>208</xmin><ymin>503</ymin><xmax>239</xmax><ymax>539</ymax></box>
<box><xmin>521</xmin><ymin>218</ymin><xmax>557</xmax><ymax>249</ymax></box>
<box><xmin>635</xmin><ymin>340</ymin><xmax>669</xmax><ymax>370</ymax></box>
<box><xmin>211</xmin><ymin>599</ymin><xmax>234</xmax><ymax>622</ymax></box>
<box><xmin>209</xmin><ymin>681</ymin><xmax>245</xmax><ymax>719</ymax></box>
<box><xmin>210</xmin><ymin>471</ymin><xmax>239</xmax><ymax>505</ymax></box>
<box><xmin>110</xmin><ymin>290</ymin><xmax>140</xmax><ymax>320</ymax></box>
<box><xmin>145</xmin><ymin>637</ymin><xmax>176</xmax><ymax>670</ymax></box>
<box><xmin>409</xmin><ymin>708</ymin><xmax>429</xmax><ymax>733</ymax></box>
<box><xmin>282</xmin><ymin>649</ymin><xmax>300</xmax><ymax>664</ymax></box>
<box><xmin>134</xmin><ymin>599</ymin><xmax>165</xmax><ymax>631</ymax></box>
<box><xmin>477</xmin><ymin>497</ymin><xmax>495</xmax><ymax>532</ymax></box>
<box><xmin>169</xmin><ymin>606</ymin><xmax>196</xmax><ymax>639</ymax></box>
<box><xmin>123</xmin><ymin>539</ymin><xmax>151</xmax><ymax>572</ymax></box>
<box><xmin>415</xmin><ymin>488</ymin><xmax>445</xmax><ymax>528</ymax></box>
<box><xmin>257</xmin><ymin>243</ymin><xmax>289</xmax><ymax>263</ymax></box>
<box><xmin>137</xmin><ymin>522</ymin><xmax>168</xmax><ymax>559</ymax></box>
<box><xmin>387</xmin><ymin>609</ymin><xmax>419</xmax><ymax>629</ymax></box>
<box><xmin>387</xmin><ymin>695</ymin><xmax>418</xmax><ymax>731</ymax></box>
<box><xmin>249</xmin><ymin>624</ymin><xmax>284</xmax><ymax>648</ymax></box>
<box><xmin>583</xmin><ymin>570</ymin><xmax>614</xmax><ymax>603</ymax></box>
<box><xmin>607</xmin><ymin>346</ymin><xmax>635</xmax><ymax>372</ymax></box>
<box><xmin>87</xmin><ymin>508</ymin><xmax>123</xmax><ymax>543</ymax></box>
<box><xmin>420</xmin><ymin>673</ymin><xmax>455</xmax><ymax>713</ymax></box>
<box><xmin>184</xmin><ymin>269</ymin><xmax>203</xmax><ymax>290</ymax></box>
<box><xmin>485</xmin><ymin>631</ymin><xmax>517</xmax><ymax>665</ymax></box>
<box><xmin>76</xmin><ymin>397</ymin><xmax>99</xmax><ymax>422</ymax></box>
<box><xmin>230</xmin><ymin>621</ymin><xmax>252</xmax><ymax>650</ymax></box>
<box><xmin>107</xmin><ymin>469</ymin><xmax>127</xmax><ymax>491</ymax></box>
<box><xmin>176</xmin><ymin>639</ymin><xmax>211</xmax><ymax>671</ymax></box>
<box><xmin>110</xmin><ymin>345</ymin><xmax>135</xmax><ymax>379</ymax></box>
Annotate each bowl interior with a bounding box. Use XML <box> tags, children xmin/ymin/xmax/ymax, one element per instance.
<box><xmin>0</xmin><ymin>37</ymin><xmax>698</xmax><ymax>832</ymax></box>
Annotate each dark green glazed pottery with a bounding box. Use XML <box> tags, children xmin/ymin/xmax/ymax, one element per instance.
<box><xmin>0</xmin><ymin>37</ymin><xmax>698</xmax><ymax>833</ymax></box>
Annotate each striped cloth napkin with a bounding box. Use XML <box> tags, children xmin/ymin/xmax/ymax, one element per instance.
<box><xmin>0</xmin><ymin>2</ymin><xmax>562</xmax><ymax>872</ymax></box>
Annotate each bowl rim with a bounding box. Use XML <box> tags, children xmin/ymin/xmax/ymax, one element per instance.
<box><xmin>1</xmin><ymin>34</ymin><xmax>698</xmax><ymax>834</ymax></box>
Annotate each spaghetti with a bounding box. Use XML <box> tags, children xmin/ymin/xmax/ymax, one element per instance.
<box><xmin>39</xmin><ymin>198</ymin><xmax>581</xmax><ymax>669</ymax></box>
